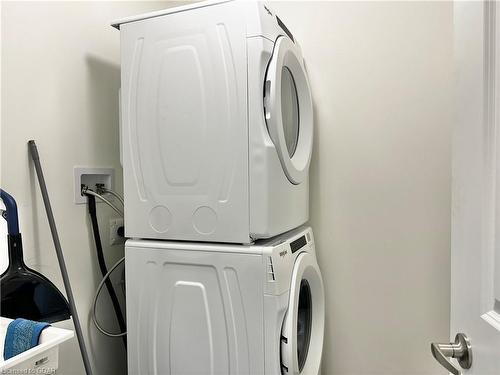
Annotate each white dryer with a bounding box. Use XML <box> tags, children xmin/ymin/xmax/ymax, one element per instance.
<box><xmin>113</xmin><ymin>0</ymin><xmax>314</xmax><ymax>243</ymax></box>
<box><xmin>125</xmin><ymin>226</ymin><xmax>325</xmax><ymax>375</ymax></box>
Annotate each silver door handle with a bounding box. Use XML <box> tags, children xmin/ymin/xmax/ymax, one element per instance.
<box><xmin>431</xmin><ymin>333</ymin><xmax>472</xmax><ymax>375</ymax></box>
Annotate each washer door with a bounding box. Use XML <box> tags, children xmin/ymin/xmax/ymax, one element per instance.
<box><xmin>281</xmin><ymin>252</ymin><xmax>325</xmax><ymax>375</ymax></box>
<box><xmin>264</xmin><ymin>36</ymin><xmax>313</xmax><ymax>185</ymax></box>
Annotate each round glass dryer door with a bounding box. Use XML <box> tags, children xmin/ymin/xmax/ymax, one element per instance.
<box><xmin>264</xmin><ymin>36</ymin><xmax>313</xmax><ymax>185</ymax></box>
<box><xmin>281</xmin><ymin>252</ymin><xmax>325</xmax><ymax>375</ymax></box>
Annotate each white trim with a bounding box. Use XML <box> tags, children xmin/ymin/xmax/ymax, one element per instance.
<box><xmin>493</xmin><ymin>1</ymin><xmax>500</xmax><ymax>308</ymax></box>
<box><xmin>481</xmin><ymin>311</ymin><xmax>500</xmax><ymax>332</ymax></box>
<box><xmin>480</xmin><ymin>1</ymin><xmax>500</xmax><ymax>321</ymax></box>
<box><xmin>452</xmin><ymin>3</ymin><xmax>500</xmax><ymax>372</ymax></box>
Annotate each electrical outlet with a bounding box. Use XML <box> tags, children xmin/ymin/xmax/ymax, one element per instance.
<box><xmin>109</xmin><ymin>218</ymin><xmax>124</xmax><ymax>246</ymax></box>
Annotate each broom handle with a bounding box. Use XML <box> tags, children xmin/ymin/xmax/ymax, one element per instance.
<box><xmin>28</xmin><ymin>140</ymin><xmax>93</xmax><ymax>375</ymax></box>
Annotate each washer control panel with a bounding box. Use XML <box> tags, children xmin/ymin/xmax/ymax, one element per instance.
<box><xmin>263</xmin><ymin>227</ymin><xmax>315</xmax><ymax>296</ymax></box>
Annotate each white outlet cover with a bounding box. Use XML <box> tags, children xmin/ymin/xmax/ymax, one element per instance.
<box><xmin>74</xmin><ymin>167</ymin><xmax>115</xmax><ymax>204</ymax></box>
<box><xmin>110</xmin><ymin>218</ymin><xmax>125</xmax><ymax>245</ymax></box>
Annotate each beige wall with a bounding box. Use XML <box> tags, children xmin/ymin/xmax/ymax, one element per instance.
<box><xmin>271</xmin><ymin>2</ymin><xmax>453</xmax><ymax>374</ymax></box>
<box><xmin>0</xmin><ymin>2</ymin><xmax>183</xmax><ymax>374</ymax></box>
<box><xmin>2</xmin><ymin>1</ymin><xmax>453</xmax><ymax>375</ymax></box>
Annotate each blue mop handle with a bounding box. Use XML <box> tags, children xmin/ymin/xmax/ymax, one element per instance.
<box><xmin>0</xmin><ymin>189</ymin><xmax>20</xmax><ymax>235</ymax></box>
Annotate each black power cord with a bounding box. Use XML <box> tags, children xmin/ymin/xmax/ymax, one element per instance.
<box><xmin>86</xmin><ymin>193</ymin><xmax>127</xmax><ymax>348</ymax></box>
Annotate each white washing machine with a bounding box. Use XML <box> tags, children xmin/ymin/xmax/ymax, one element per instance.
<box><xmin>112</xmin><ymin>0</ymin><xmax>314</xmax><ymax>244</ymax></box>
<box><xmin>125</xmin><ymin>226</ymin><xmax>324</xmax><ymax>375</ymax></box>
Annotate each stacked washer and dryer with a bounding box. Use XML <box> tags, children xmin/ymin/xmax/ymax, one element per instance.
<box><xmin>112</xmin><ymin>1</ymin><xmax>325</xmax><ymax>374</ymax></box>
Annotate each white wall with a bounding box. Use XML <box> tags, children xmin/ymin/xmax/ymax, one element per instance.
<box><xmin>1</xmin><ymin>1</ymin><xmax>453</xmax><ymax>375</ymax></box>
<box><xmin>0</xmin><ymin>2</ymin><xmax>183</xmax><ymax>374</ymax></box>
<box><xmin>271</xmin><ymin>2</ymin><xmax>453</xmax><ymax>374</ymax></box>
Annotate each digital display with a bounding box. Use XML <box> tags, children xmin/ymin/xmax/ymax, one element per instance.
<box><xmin>290</xmin><ymin>235</ymin><xmax>307</xmax><ymax>253</ymax></box>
